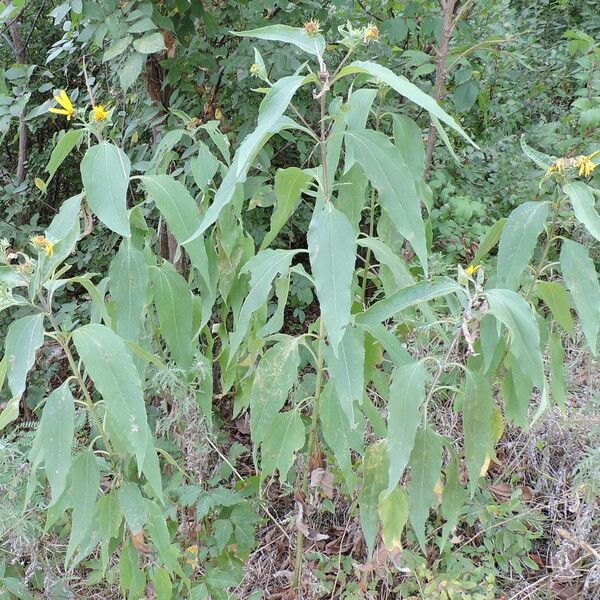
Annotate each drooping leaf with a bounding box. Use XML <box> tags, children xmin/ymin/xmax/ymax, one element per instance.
<box><xmin>233</xmin><ymin>25</ymin><xmax>326</xmax><ymax>57</ymax></box>
<box><xmin>45</xmin><ymin>128</ymin><xmax>85</xmax><ymax>180</ymax></box>
<box><xmin>564</xmin><ymin>181</ymin><xmax>600</xmax><ymax>242</ymax></box>
<box><xmin>81</xmin><ymin>142</ymin><xmax>131</xmax><ymax>237</ymax></box>
<box><xmin>190</xmin><ymin>141</ymin><xmax>219</xmax><ymax>192</ymax></box>
<box><xmin>249</xmin><ymin>337</ymin><xmax>301</xmax><ymax>445</ymax></box>
<box><xmin>356</xmin><ymin>279</ymin><xmax>461</xmax><ymax>327</ymax></box>
<box><xmin>261</xmin><ymin>167</ymin><xmax>312</xmax><ymax>249</ymax></box>
<box><xmin>320</xmin><ymin>381</ymin><xmax>364</xmax><ymax>493</ymax></box>
<box><xmin>109</xmin><ymin>239</ymin><xmax>148</xmax><ymax>341</ymax></box>
<box><xmin>359</xmin><ymin>440</ymin><xmax>389</xmax><ymax>557</ymax></box>
<box><xmin>308</xmin><ymin>202</ymin><xmax>356</xmax><ymax>351</ymax></box>
<box><xmin>5</xmin><ymin>313</ymin><xmax>45</xmax><ymax>400</ymax></box>
<box><xmin>260</xmin><ymin>410</ymin><xmax>305</xmax><ymax>483</ymax></box>
<box><xmin>501</xmin><ymin>361</ymin><xmax>532</xmax><ymax>427</ymax></box>
<box><xmin>72</xmin><ymin>324</ymin><xmax>149</xmax><ymax>470</ymax></box>
<box><xmin>439</xmin><ymin>454</ymin><xmax>466</xmax><ymax>552</ymax></box>
<box><xmin>548</xmin><ymin>331</ymin><xmax>566</xmax><ymax>409</ymax></box>
<box><xmin>119</xmin><ymin>482</ymin><xmax>148</xmax><ymax>534</ymax></box>
<box><xmin>392</xmin><ymin>114</ymin><xmax>425</xmax><ymax>179</ymax></box>
<box><xmin>65</xmin><ymin>449</ymin><xmax>100</xmax><ymax>566</ymax></box>
<box><xmin>408</xmin><ymin>427</ymin><xmax>442</xmax><ymax>552</ymax></box>
<box><xmin>560</xmin><ymin>239</ymin><xmax>600</xmax><ymax>354</ymax></box>
<box><xmin>535</xmin><ymin>281</ymin><xmax>574</xmax><ymax>336</ymax></box>
<box><xmin>333</xmin><ymin>164</ymin><xmax>368</xmax><ymax>234</ymax></box>
<box><xmin>150</xmin><ymin>262</ymin><xmax>194</xmax><ymax>369</ymax></box>
<box><xmin>472</xmin><ymin>218</ymin><xmax>507</xmax><ymax>264</ymax></box>
<box><xmin>38</xmin><ymin>381</ymin><xmax>75</xmax><ymax>504</ymax></box>
<box><xmin>345</xmin><ymin>129</ymin><xmax>427</xmax><ymax>271</ymax></box>
<box><xmin>485</xmin><ymin>289</ymin><xmax>544</xmax><ymax>388</ymax></box>
<box><xmin>340</xmin><ymin>61</ymin><xmax>476</xmax><ymax>145</ymax></box>
<box><xmin>133</xmin><ymin>31</ymin><xmax>166</xmax><ymax>54</ymax></box>
<box><xmin>324</xmin><ymin>325</ymin><xmax>364</xmax><ymax>427</ymax></box>
<box><xmin>387</xmin><ymin>361</ymin><xmax>427</xmax><ymax>494</ymax></box>
<box><xmin>184</xmin><ymin>75</ymin><xmax>308</xmax><ymax>243</ymax></box>
<box><xmin>496</xmin><ymin>201</ymin><xmax>549</xmax><ymax>290</ymax></box>
<box><xmin>229</xmin><ymin>249</ymin><xmax>299</xmax><ymax>360</ymax></box>
<box><xmin>378</xmin><ymin>486</ymin><xmax>409</xmax><ymax>552</ymax></box>
<box><xmin>462</xmin><ymin>371</ymin><xmax>494</xmax><ymax>494</ymax></box>
<box><xmin>43</xmin><ymin>194</ymin><xmax>82</xmax><ymax>272</ymax></box>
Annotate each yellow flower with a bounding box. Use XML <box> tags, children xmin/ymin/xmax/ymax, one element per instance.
<box><xmin>31</xmin><ymin>235</ymin><xmax>55</xmax><ymax>257</ymax></box>
<box><xmin>303</xmin><ymin>20</ymin><xmax>321</xmax><ymax>36</ymax></box>
<box><xmin>575</xmin><ymin>150</ymin><xmax>599</xmax><ymax>178</ymax></box>
<box><xmin>92</xmin><ymin>104</ymin><xmax>109</xmax><ymax>122</ymax></box>
<box><xmin>465</xmin><ymin>264</ymin><xmax>480</xmax><ymax>276</ymax></box>
<box><xmin>183</xmin><ymin>544</ymin><xmax>199</xmax><ymax>567</ymax></box>
<box><xmin>48</xmin><ymin>89</ymin><xmax>76</xmax><ymax>120</ymax></box>
<box><xmin>363</xmin><ymin>24</ymin><xmax>380</xmax><ymax>43</ymax></box>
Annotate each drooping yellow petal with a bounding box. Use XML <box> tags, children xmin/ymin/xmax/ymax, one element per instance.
<box><xmin>59</xmin><ymin>89</ymin><xmax>73</xmax><ymax>110</ymax></box>
<box><xmin>48</xmin><ymin>107</ymin><xmax>70</xmax><ymax>115</ymax></box>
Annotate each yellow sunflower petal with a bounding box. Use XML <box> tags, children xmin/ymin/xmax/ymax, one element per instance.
<box><xmin>59</xmin><ymin>89</ymin><xmax>72</xmax><ymax>109</ymax></box>
<box><xmin>48</xmin><ymin>107</ymin><xmax>70</xmax><ymax>115</ymax></box>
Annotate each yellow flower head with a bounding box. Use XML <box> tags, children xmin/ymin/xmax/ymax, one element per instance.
<box><xmin>465</xmin><ymin>264</ymin><xmax>480</xmax><ymax>276</ymax></box>
<box><xmin>31</xmin><ymin>235</ymin><xmax>55</xmax><ymax>257</ymax></box>
<box><xmin>92</xmin><ymin>104</ymin><xmax>109</xmax><ymax>122</ymax></box>
<box><xmin>48</xmin><ymin>89</ymin><xmax>75</xmax><ymax>120</ymax></box>
<box><xmin>364</xmin><ymin>24</ymin><xmax>380</xmax><ymax>43</ymax></box>
<box><xmin>575</xmin><ymin>151</ymin><xmax>599</xmax><ymax>178</ymax></box>
<box><xmin>303</xmin><ymin>20</ymin><xmax>321</xmax><ymax>36</ymax></box>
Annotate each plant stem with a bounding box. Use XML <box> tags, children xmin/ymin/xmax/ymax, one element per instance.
<box><xmin>292</xmin><ymin>320</ymin><xmax>325</xmax><ymax>591</ymax></box>
<box><xmin>292</xmin><ymin>68</ymin><xmax>330</xmax><ymax>592</ymax></box>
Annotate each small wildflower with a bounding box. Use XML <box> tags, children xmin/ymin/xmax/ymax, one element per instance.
<box><xmin>575</xmin><ymin>150</ymin><xmax>599</xmax><ymax>178</ymax></box>
<box><xmin>465</xmin><ymin>264</ymin><xmax>480</xmax><ymax>276</ymax></box>
<box><xmin>250</xmin><ymin>63</ymin><xmax>259</xmax><ymax>74</ymax></box>
<box><xmin>31</xmin><ymin>235</ymin><xmax>55</xmax><ymax>258</ymax></box>
<box><xmin>48</xmin><ymin>89</ymin><xmax>76</xmax><ymax>120</ymax></box>
<box><xmin>16</xmin><ymin>261</ymin><xmax>34</xmax><ymax>275</ymax></box>
<box><xmin>303</xmin><ymin>20</ymin><xmax>321</xmax><ymax>36</ymax></box>
<box><xmin>92</xmin><ymin>104</ymin><xmax>109</xmax><ymax>122</ymax></box>
<box><xmin>363</xmin><ymin>24</ymin><xmax>380</xmax><ymax>43</ymax></box>
<box><xmin>184</xmin><ymin>544</ymin><xmax>199</xmax><ymax>567</ymax></box>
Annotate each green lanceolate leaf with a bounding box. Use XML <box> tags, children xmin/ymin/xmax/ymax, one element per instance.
<box><xmin>501</xmin><ymin>363</ymin><xmax>532</xmax><ymax>427</ymax></box>
<box><xmin>45</xmin><ymin>128</ymin><xmax>85</xmax><ymax>180</ymax></box>
<box><xmin>184</xmin><ymin>75</ymin><xmax>308</xmax><ymax>243</ymax></box>
<box><xmin>378</xmin><ymin>486</ymin><xmax>409</xmax><ymax>552</ymax></box>
<box><xmin>320</xmin><ymin>381</ymin><xmax>364</xmax><ymax>493</ymax></box>
<box><xmin>81</xmin><ymin>142</ymin><xmax>131</xmax><ymax>237</ymax></box>
<box><xmin>341</xmin><ymin>61</ymin><xmax>475</xmax><ymax>145</ymax></box>
<box><xmin>340</xmin><ymin>89</ymin><xmax>378</xmax><ymax>172</ymax></box>
<box><xmin>249</xmin><ymin>337</ymin><xmax>301</xmax><ymax>445</ymax></box>
<box><xmin>548</xmin><ymin>331</ymin><xmax>566</xmax><ymax>409</ymax></box>
<box><xmin>65</xmin><ymin>449</ymin><xmax>100</xmax><ymax>566</ymax></box>
<box><xmin>520</xmin><ymin>135</ymin><xmax>555</xmax><ymax>170</ymax></box>
<box><xmin>150</xmin><ymin>262</ymin><xmax>194</xmax><ymax>369</ymax></box>
<box><xmin>260</xmin><ymin>409</ymin><xmax>305</xmax><ymax>483</ymax></box>
<box><xmin>462</xmin><ymin>371</ymin><xmax>494</xmax><ymax>494</ymax></box>
<box><xmin>387</xmin><ymin>361</ymin><xmax>427</xmax><ymax>495</ymax></box>
<box><xmin>38</xmin><ymin>381</ymin><xmax>75</xmax><ymax>504</ymax></box>
<box><xmin>109</xmin><ymin>239</ymin><xmax>148</xmax><ymax>341</ymax></box>
<box><xmin>72</xmin><ymin>324</ymin><xmax>149</xmax><ymax>470</ymax></box>
<box><xmin>261</xmin><ymin>167</ymin><xmax>312</xmax><ymax>249</ymax></box>
<box><xmin>190</xmin><ymin>140</ymin><xmax>219</xmax><ymax>192</ymax></box>
<box><xmin>5</xmin><ymin>313</ymin><xmax>45</xmax><ymax>400</ymax></box>
<box><xmin>563</xmin><ymin>181</ymin><xmax>600</xmax><ymax>242</ymax></box>
<box><xmin>392</xmin><ymin>114</ymin><xmax>425</xmax><ymax>179</ymax></box>
<box><xmin>308</xmin><ymin>202</ymin><xmax>356</xmax><ymax>351</ymax></box>
<box><xmin>359</xmin><ymin>440</ymin><xmax>389</xmax><ymax>558</ymax></box>
<box><xmin>229</xmin><ymin>249</ymin><xmax>298</xmax><ymax>360</ymax></box>
<box><xmin>408</xmin><ymin>427</ymin><xmax>442</xmax><ymax>552</ymax></box>
<box><xmin>485</xmin><ymin>289</ymin><xmax>544</xmax><ymax>388</ymax></box>
<box><xmin>43</xmin><ymin>194</ymin><xmax>82</xmax><ymax>271</ymax></box>
<box><xmin>333</xmin><ymin>164</ymin><xmax>368</xmax><ymax>234</ymax></box>
<box><xmin>535</xmin><ymin>281</ymin><xmax>575</xmax><ymax>336</ymax></box>
<box><xmin>233</xmin><ymin>25</ymin><xmax>326</xmax><ymax>57</ymax></box>
<box><xmin>356</xmin><ymin>278</ymin><xmax>460</xmax><ymax>327</ymax></box>
<box><xmin>119</xmin><ymin>482</ymin><xmax>148</xmax><ymax>534</ymax></box>
<box><xmin>345</xmin><ymin>129</ymin><xmax>427</xmax><ymax>271</ymax></box>
<box><xmin>440</xmin><ymin>454</ymin><xmax>466</xmax><ymax>552</ymax></box>
<box><xmin>324</xmin><ymin>325</ymin><xmax>364</xmax><ymax>427</ymax></box>
<box><xmin>472</xmin><ymin>218</ymin><xmax>507</xmax><ymax>264</ymax></box>
<box><xmin>496</xmin><ymin>201</ymin><xmax>549</xmax><ymax>290</ymax></box>
<box><xmin>560</xmin><ymin>239</ymin><xmax>600</xmax><ymax>354</ymax></box>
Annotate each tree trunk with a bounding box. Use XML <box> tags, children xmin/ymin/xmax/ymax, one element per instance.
<box><xmin>424</xmin><ymin>0</ymin><xmax>458</xmax><ymax>180</ymax></box>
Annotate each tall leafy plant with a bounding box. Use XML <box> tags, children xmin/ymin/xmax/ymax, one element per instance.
<box><xmin>1</xmin><ymin>21</ymin><xmax>599</xmax><ymax>597</ymax></box>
